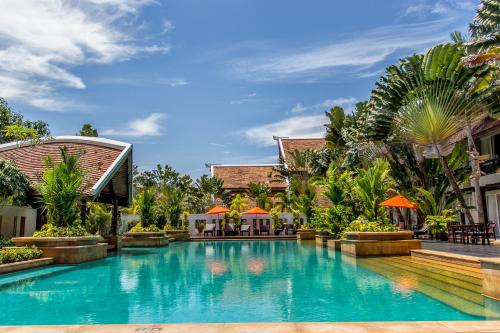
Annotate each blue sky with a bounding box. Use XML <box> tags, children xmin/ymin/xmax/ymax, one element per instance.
<box><xmin>0</xmin><ymin>0</ymin><xmax>477</xmax><ymax>177</ymax></box>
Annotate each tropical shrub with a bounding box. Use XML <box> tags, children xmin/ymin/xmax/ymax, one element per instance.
<box><xmin>341</xmin><ymin>217</ymin><xmax>398</xmax><ymax>238</ymax></box>
<box><xmin>137</xmin><ymin>188</ymin><xmax>156</xmax><ymax>227</ymax></box>
<box><xmin>0</xmin><ymin>158</ymin><xmax>30</xmax><ymax>205</ymax></box>
<box><xmin>0</xmin><ymin>235</ymin><xmax>13</xmax><ymax>248</ymax></box>
<box><xmin>85</xmin><ymin>203</ymin><xmax>112</xmax><ymax>236</ymax></box>
<box><xmin>310</xmin><ymin>205</ymin><xmax>353</xmax><ymax>238</ymax></box>
<box><xmin>0</xmin><ymin>246</ymin><xmax>42</xmax><ymax>265</ymax></box>
<box><xmin>425</xmin><ymin>209</ymin><xmax>456</xmax><ymax>238</ymax></box>
<box><xmin>129</xmin><ymin>223</ymin><xmax>161</xmax><ymax>232</ymax></box>
<box><xmin>353</xmin><ymin>159</ymin><xmax>394</xmax><ymax>222</ymax></box>
<box><xmin>35</xmin><ymin>147</ymin><xmax>84</xmax><ymax>229</ymax></box>
<box><xmin>33</xmin><ymin>224</ymin><xmax>91</xmax><ymax>237</ymax></box>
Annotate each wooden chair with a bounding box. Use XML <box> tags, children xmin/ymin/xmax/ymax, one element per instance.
<box><xmin>240</xmin><ymin>224</ymin><xmax>251</xmax><ymax>236</ymax></box>
<box><xmin>203</xmin><ymin>223</ymin><xmax>216</xmax><ymax>236</ymax></box>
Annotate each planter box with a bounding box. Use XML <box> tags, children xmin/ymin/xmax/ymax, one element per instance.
<box><xmin>105</xmin><ymin>235</ymin><xmax>123</xmax><ymax>252</ymax></box>
<box><xmin>344</xmin><ymin>231</ymin><xmax>414</xmax><ymax>241</ymax></box>
<box><xmin>164</xmin><ymin>230</ymin><xmax>190</xmax><ymax>241</ymax></box>
<box><xmin>315</xmin><ymin>235</ymin><xmax>335</xmax><ymax>247</ymax></box>
<box><xmin>327</xmin><ymin>239</ymin><xmax>341</xmax><ymax>250</ymax></box>
<box><xmin>123</xmin><ymin>232</ymin><xmax>169</xmax><ymax>247</ymax></box>
<box><xmin>12</xmin><ymin>236</ymin><xmax>107</xmax><ymax>264</ymax></box>
<box><xmin>0</xmin><ymin>257</ymin><xmax>54</xmax><ymax>275</ymax></box>
<box><xmin>341</xmin><ymin>239</ymin><xmax>422</xmax><ymax>256</ymax></box>
<box><xmin>297</xmin><ymin>229</ymin><xmax>316</xmax><ymax>240</ymax></box>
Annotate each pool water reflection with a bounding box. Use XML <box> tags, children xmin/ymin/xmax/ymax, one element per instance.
<box><xmin>0</xmin><ymin>240</ymin><xmax>497</xmax><ymax>325</ymax></box>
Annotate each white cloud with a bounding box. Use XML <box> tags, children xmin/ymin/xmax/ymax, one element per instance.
<box><xmin>102</xmin><ymin>113</ymin><xmax>166</xmax><ymax>137</ymax></box>
<box><xmin>230</xmin><ymin>19</ymin><xmax>456</xmax><ymax>81</ymax></box>
<box><xmin>0</xmin><ymin>0</ymin><xmax>168</xmax><ymax>110</ymax></box>
<box><xmin>163</xmin><ymin>20</ymin><xmax>175</xmax><ymax>34</ymax></box>
<box><xmin>405</xmin><ymin>0</ymin><xmax>476</xmax><ymax>17</ymax></box>
<box><xmin>242</xmin><ymin>114</ymin><xmax>326</xmax><ymax>146</ymax></box>
<box><xmin>291</xmin><ymin>97</ymin><xmax>357</xmax><ymax>114</ymax></box>
<box><xmin>100</xmin><ymin>76</ymin><xmax>189</xmax><ymax>87</ymax></box>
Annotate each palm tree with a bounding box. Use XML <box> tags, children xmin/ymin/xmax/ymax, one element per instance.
<box><xmin>353</xmin><ymin>159</ymin><xmax>394</xmax><ymax>222</ymax></box>
<box><xmin>368</xmin><ymin>43</ymin><xmax>491</xmax><ymax>224</ymax></box>
<box><xmin>463</xmin><ymin>0</ymin><xmax>500</xmax><ymax>67</ymax></box>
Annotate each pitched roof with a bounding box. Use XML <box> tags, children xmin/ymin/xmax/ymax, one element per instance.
<box><xmin>211</xmin><ymin>164</ymin><xmax>286</xmax><ymax>191</ymax></box>
<box><xmin>0</xmin><ymin>136</ymin><xmax>132</xmax><ymax>205</ymax></box>
<box><xmin>278</xmin><ymin>137</ymin><xmax>326</xmax><ymax>164</ymax></box>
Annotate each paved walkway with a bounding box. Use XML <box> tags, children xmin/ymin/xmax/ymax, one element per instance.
<box><xmin>422</xmin><ymin>241</ymin><xmax>500</xmax><ymax>258</ymax></box>
<box><xmin>1</xmin><ymin>322</ymin><xmax>500</xmax><ymax>333</ymax></box>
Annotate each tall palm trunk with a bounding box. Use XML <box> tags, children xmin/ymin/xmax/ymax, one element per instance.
<box><xmin>435</xmin><ymin>144</ymin><xmax>475</xmax><ymax>224</ymax></box>
<box><xmin>466</xmin><ymin>124</ymin><xmax>486</xmax><ymax>225</ymax></box>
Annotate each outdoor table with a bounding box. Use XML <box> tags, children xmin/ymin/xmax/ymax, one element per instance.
<box><xmin>449</xmin><ymin>224</ymin><xmax>489</xmax><ymax>244</ymax></box>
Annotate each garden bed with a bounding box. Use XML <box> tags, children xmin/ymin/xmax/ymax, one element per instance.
<box><xmin>315</xmin><ymin>234</ymin><xmax>336</xmax><ymax>247</ymax></box>
<box><xmin>164</xmin><ymin>230</ymin><xmax>190</xmax><ymax>241</ymax></box>
<box><xmin>123</xmin><ymin>232</ymin><xmax>169</xmax><ymax>247</ymax></box>
<box><xmin>297</xmin><ymin>229</ymin><xmax>316</xmax><ymax>240</ymax></box>
<box><xmin>0</xmin><ymin>257</ymin><xmax>54</xmax><ymax>275</ymax></box>
<box><xmin>341</xmin><ymin>231</ymin><xmax>421</xmax><ymax>256</ymax></box>
<box><xmin>12</xmin><ymin>236</ymin><xmax>107</xmax><ymax>264</ymax></box>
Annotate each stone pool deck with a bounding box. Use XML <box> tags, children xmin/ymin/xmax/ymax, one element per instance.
<box><xmin>1</xmin><ymin>322</ymin><xmax>500</xmax><ymax>333</ymax></box>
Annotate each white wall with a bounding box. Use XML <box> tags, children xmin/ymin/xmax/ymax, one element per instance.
<box><xmin>0</xmin><ymin>205</ymin><xmax>37</xmax><ymax>238</ymax></box>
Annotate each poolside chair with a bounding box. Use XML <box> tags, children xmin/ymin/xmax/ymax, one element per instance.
<box><xmin>260</xmin><ymin>223</ymin><xmax>270</xmax><ymax>236</ymax></box>
<box><xmin>203</xmin><ymin>223</ymin><xmax>216</xmax><ymax>236</ymax></box>
<box><xmin>224</xmin><ymin>223</ymin><xmax>235</xmax><ymax>236</ymax></box>
<box><xmin>240</xmin><ymin>224</ymin><xmax>251</xmax><ymax>236</ymax></box>
<box><xmin>413</xmin><ymin>224</ymin><xmax>429</xmax><ymax>239</ymax></box>
<box><xmin>285</xmin><ymin>223</ymin><xmax>296</xmax><ymax>235</ymax></box>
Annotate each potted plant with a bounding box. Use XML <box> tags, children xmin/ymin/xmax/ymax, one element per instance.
<box><xmin>425</xmin><ymin>210</ymin><xmax>455</xmax><ymax>241</ymax></box>
<box><xmin>12</xmin><ymin>147</ymin><xmax>107</xmax><ymax>264</ymax></box>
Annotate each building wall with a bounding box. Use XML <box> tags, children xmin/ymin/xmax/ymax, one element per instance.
<box><xmin>0</xmin><ymin>205</ymin><xmax>37</xmax><ymax>238</ymax></box>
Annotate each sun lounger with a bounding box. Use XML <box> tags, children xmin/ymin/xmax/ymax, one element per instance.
<box><xmin>240</xmin><ymin>224</ymin><xmax>251</xmax><ymax>236</ymax></box>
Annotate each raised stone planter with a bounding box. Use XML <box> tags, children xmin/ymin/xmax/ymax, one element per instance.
<box><xmin>0</xmin><ymin>257</ymin><xmax>54</xmax><ymax>275</ymax></box>
<box><xmin>165</xmin><ymin>230</ymin><xmax>190</xmax><ymax>241</ymax></box>
<box><xmin>105</xmin><ymin>235</ymin><xmax>123</xmax><ymax>251</ymax></box>
<box><xmin>297</xmin><ymin>229</ymin><xmax>316</xmax><ymax>240</ymax></box>
<box><xmin>316</xmin><ymin>234</ymin><xmax>335</xmax><ymax>247</ymax></box>
<box><xmin>327</xmin><ymin>239</ymin><xmax>341</xmax><ymax>250</ymax></box>
<box><xmin>123</xmin><ymin>232</ymin><xmax>169</xmax><ymax>247</ymax></box>
<box><xmin>480</xmin><ymin>258</ymin><xmax>500</xmax><ymax>300</ymax></box>
<box><xmin>341</xmin><ymin>231</ymin><xmax>421</xmax><ymax>256</ymax></box>
<box><xmin>12</xmin><ymin>236</ymin><xmax>107</xmax><ymax>264</ymax></box>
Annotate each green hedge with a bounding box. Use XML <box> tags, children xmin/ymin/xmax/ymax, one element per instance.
<box><xmin>0</xmin><ymin>246</ymin><xmax>43</xmax><ymax>265</ymax></box>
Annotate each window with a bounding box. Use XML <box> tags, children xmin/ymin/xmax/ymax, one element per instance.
<box><xmin>20</xmin><ymin>217</ymin><xmax>26</xmax><ymax>236</ymax></box>
<box><xmin>479</xmin><ymin>137</ymin><xmax>492</xmax><ymax>157</ymax></box>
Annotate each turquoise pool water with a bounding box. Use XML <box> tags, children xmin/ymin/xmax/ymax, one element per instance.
<box><xmin>0</xmin><ymin>240</ymin><xmax>494</xmax><ymax>325</ymax></box>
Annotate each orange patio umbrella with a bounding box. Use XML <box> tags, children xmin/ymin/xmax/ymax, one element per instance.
<box><xmin>206</xmin><ymin>206</ymin><xmax>230</xmax><ymax>234</ymax></box>
<box><xmin>241</xmin><ymin>207</ymin><xmax>269</xmax><ymax>215</ymax></box>
<box><xmin>242</xmin><ymin>207</ymin><xmax>270</xmax><ymax>234</ymax></box>
<box><xmin>379</xmin><ymin>194</ymin><xmax>418</xmax><ymax>209</ymax></box>
<box><xmin>206</xmin><ymin>206</ymin><xmax>230</xmax><ymax>215</ymax></box>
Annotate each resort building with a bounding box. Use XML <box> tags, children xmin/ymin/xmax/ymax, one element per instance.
<box><xmin>456</xmin><ymin>117</ymin><xmax>500</xmax><ymax>237</ymax></box>
<box><xmin>276</xmin><ymin>137</ymin><xmax>327</xmax><ymax>166</ymax></box>
<box><xmin>210</xmin><ymin>164</ymin><xmax>286</xmax><ymax>195</ymax></box>
<box><xmin>0</xmin><ymin>136</ymin><xmax>133</xmax><ymax>238</ymax></box>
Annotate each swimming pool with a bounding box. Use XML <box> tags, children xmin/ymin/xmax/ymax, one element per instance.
<box><xmin>0</xmin><ymin>240</ymin><xmax>497</xmax><ymax>325</ymax></box>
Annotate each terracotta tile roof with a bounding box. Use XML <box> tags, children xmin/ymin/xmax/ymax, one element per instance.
<box><xmin>279</xmin><ymin>138</ymin><xmax>326</xmax><ymax>164</ymax></box>
<box><xmin>0</xmin><ymin>137</ymin><xmax>128</xmax><ymax>197</ymax></box>
<box><xmin>211</xmin><ymin>165</ymin><xmax>286</xmax><ymax>191</ymax></box>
